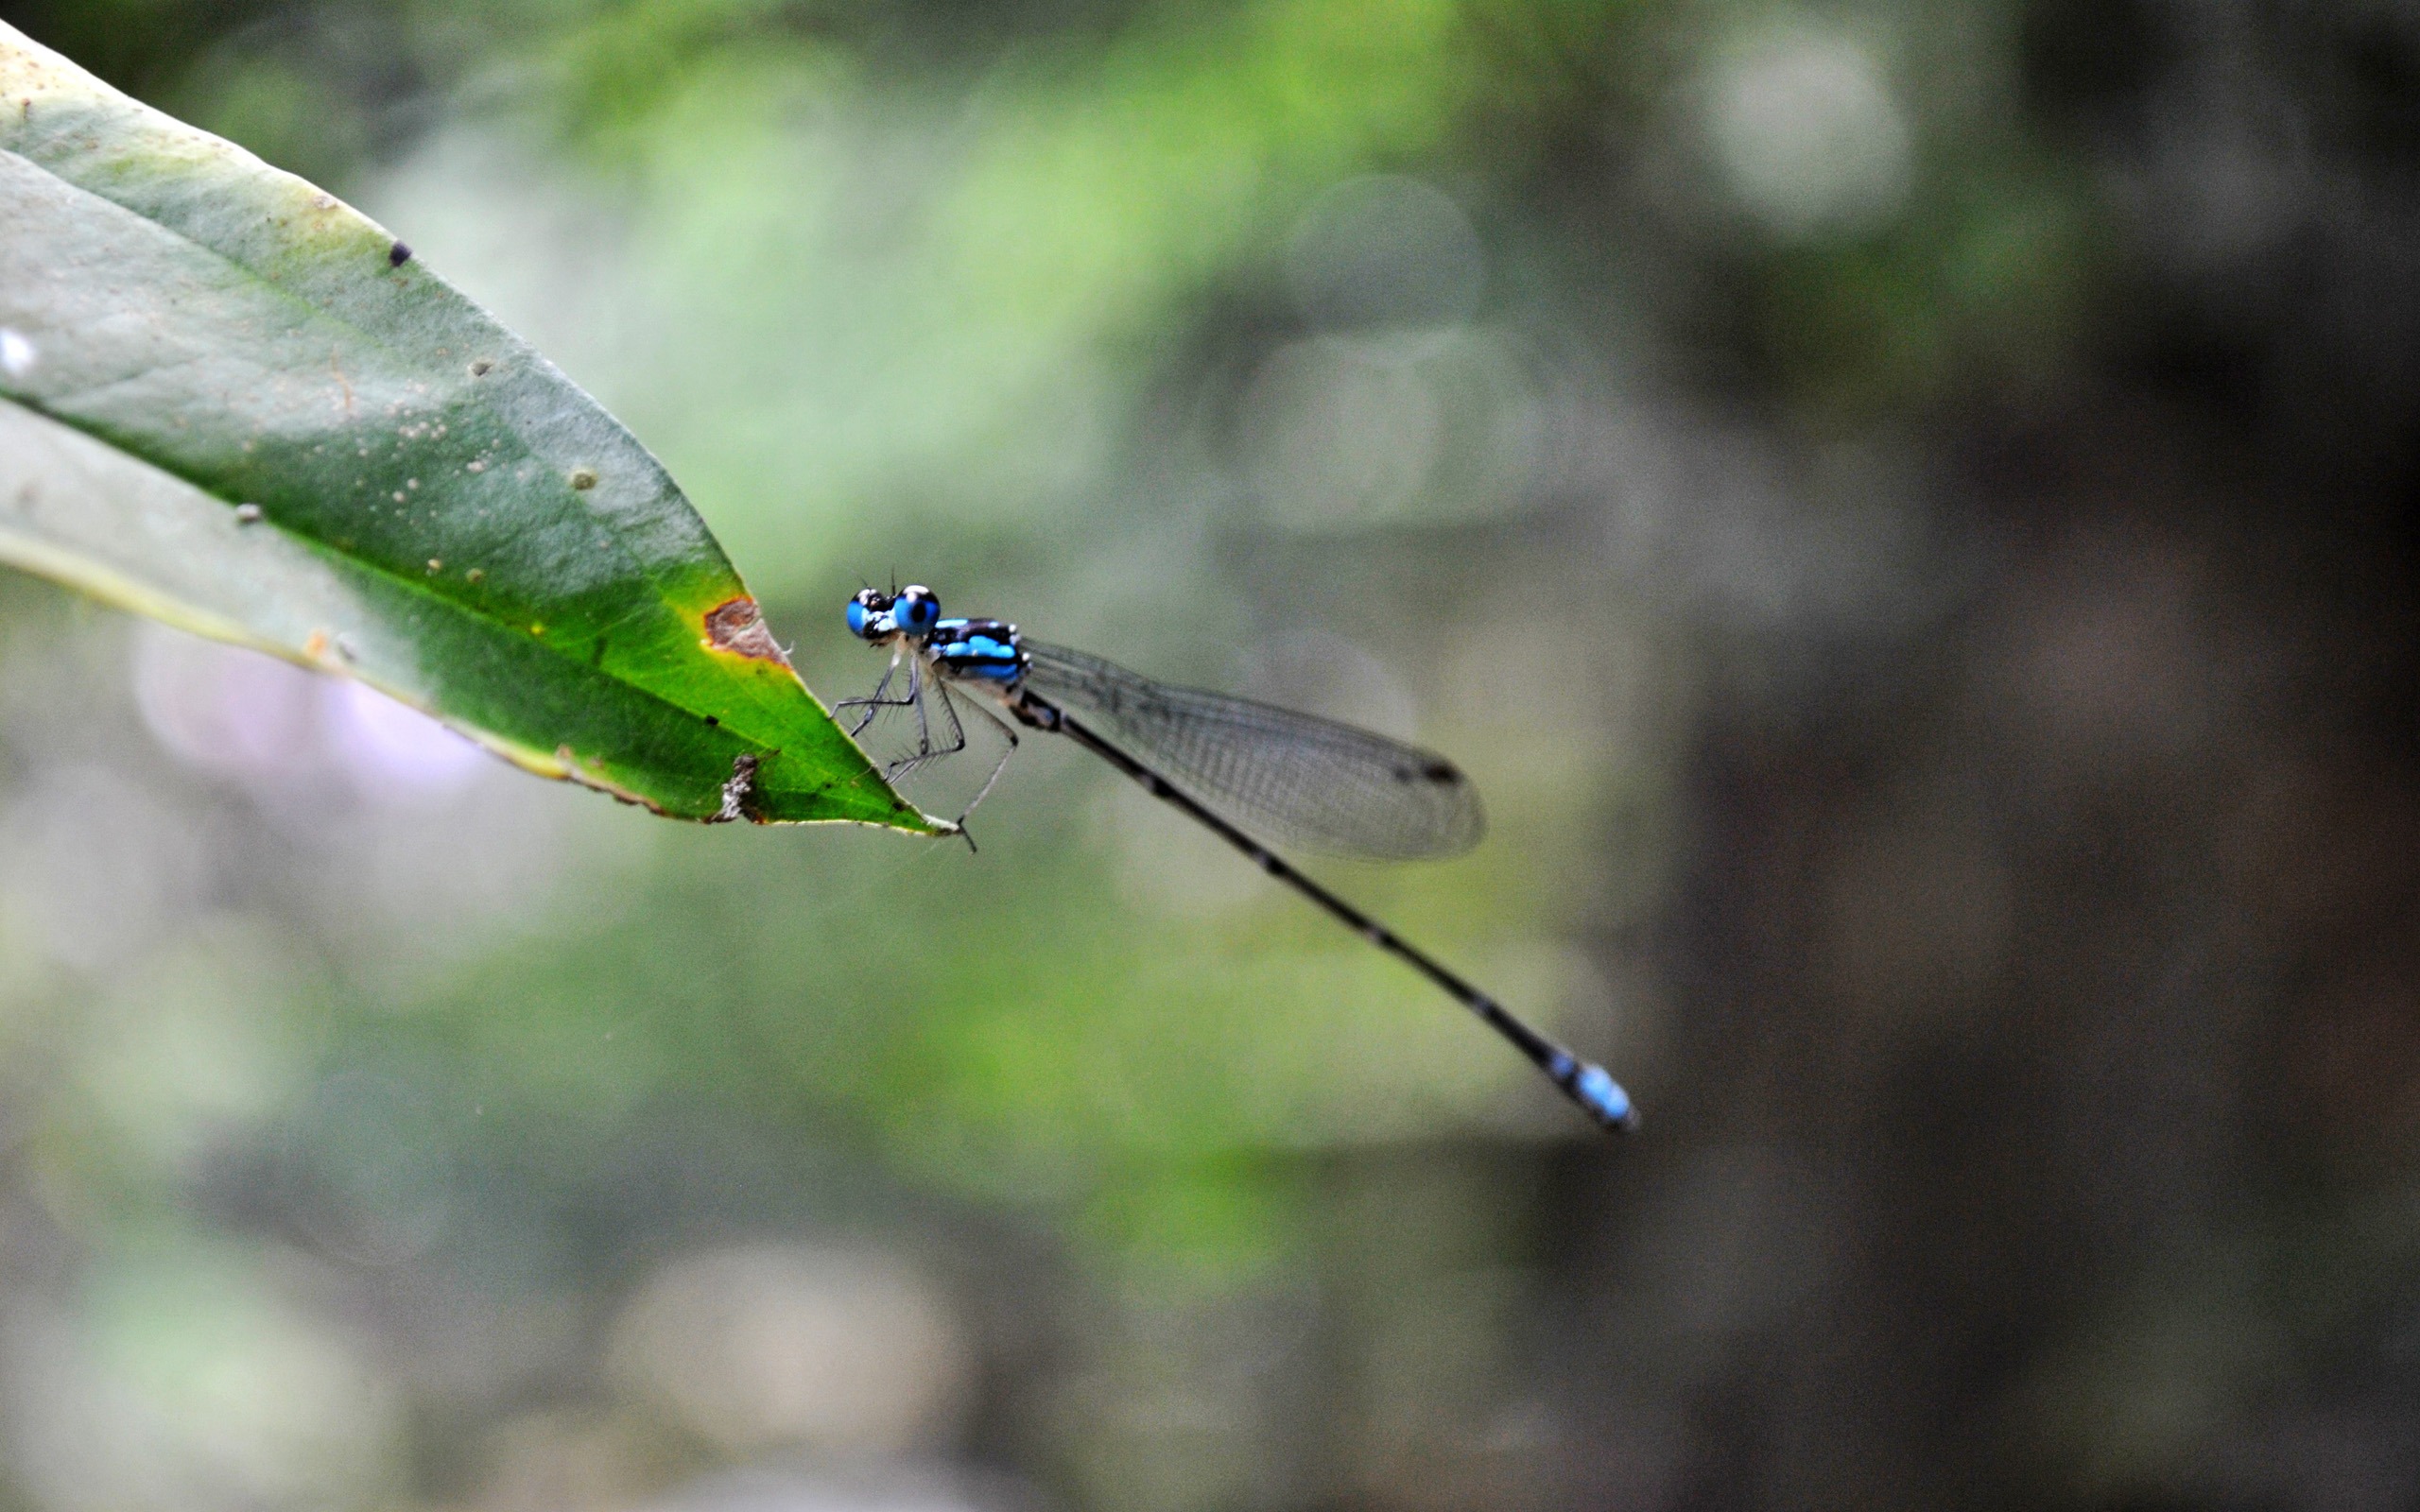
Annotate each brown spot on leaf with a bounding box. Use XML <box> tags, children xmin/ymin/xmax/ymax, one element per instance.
<box><xmin>568</xmin><ymin>468</ymin><xmax>598</xmax><ymax>490</ymax></box>
<box><xmin>703</xmin><ymin>598</ymin><xmax>790</xmax><ymax>665</ymax></box>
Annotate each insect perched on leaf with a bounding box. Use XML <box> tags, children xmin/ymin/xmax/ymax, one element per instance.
<box><xmin>839</xmin><ymin>584</ymin><xmax>1635</xmax><ymax>1134</ymax></box>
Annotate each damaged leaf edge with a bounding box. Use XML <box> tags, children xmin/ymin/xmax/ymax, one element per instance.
<box><xmin>0</xmin><ymin>524</ymin><xmax>953</xmax><ymax>833</ymax></box>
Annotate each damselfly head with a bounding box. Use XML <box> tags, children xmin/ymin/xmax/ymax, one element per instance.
<box><xmin>894</xmin><ymin>585</ymin><xmax>942</xmax><ymax>636</ymax></box>
<box><xmin>845</xmin><ymin>587</ymin><xmax>893</xmax><ymax>640</ymax></box>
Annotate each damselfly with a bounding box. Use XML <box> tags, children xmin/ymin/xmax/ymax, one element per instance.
<box><xmin>838</xmin><ymin>584</ymin><xmax>1636</xmax><ymax>1134</ymax></box>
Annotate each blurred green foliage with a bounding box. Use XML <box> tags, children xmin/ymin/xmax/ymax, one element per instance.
<box><xmin>9</xmin><ymin>0</ymin><xmax>2420</xmax><ymax>1506</ymax></box>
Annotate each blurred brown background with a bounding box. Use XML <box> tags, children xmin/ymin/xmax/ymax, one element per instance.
<box><xmin>1</xmin><ymin>0</ymin><xmax>2416</xmax><ymax>1507</ymax></box>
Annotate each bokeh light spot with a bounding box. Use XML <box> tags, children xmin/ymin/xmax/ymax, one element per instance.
<box><xmin>1704</xmin><ymin>33</ymin><xmax>1913</xmax><ymax>237</ymax></box>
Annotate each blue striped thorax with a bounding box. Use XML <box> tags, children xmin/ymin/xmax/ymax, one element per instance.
<box><xmin>929</xmin><ymin>616</ymin><xmax>1025</xmax><ymax>682</ymax></box>
<box><xmin>846</xmin><ymin>588</ymin><xmax>1026</xmax><ymax>679</ymax></box>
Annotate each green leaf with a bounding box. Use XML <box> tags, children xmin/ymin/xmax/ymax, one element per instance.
<box><xmin>0</xmin><ymin>22</ymin><xmax>934</xmax><ymax>831</ymax></box>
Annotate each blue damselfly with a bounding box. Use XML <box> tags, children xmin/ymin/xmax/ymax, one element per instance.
<box><xmin>838</xmin><ymin>584</ymin><xmax>1636</xmax><ymax>1134</ymax></box>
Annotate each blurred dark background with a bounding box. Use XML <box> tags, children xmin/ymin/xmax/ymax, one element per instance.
<box><xmin>3</xmin><ymin>0</ymin><xmax>2418</xmax><ymax>1507</ymax></box>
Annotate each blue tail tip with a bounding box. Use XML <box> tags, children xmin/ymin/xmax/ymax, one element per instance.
<box><xmin>1574</xmin><ymin>1063</ymin><xmax>1638</xmax><ymax>1133</ymax></box>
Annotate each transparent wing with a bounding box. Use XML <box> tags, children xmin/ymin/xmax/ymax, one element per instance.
<box><xmin>1019</xmin><ymin>640</ymin><xmax>1483</xmax><ymax>861</ymax></box>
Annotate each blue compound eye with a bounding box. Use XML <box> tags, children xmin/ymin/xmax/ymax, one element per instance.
<box><xmin>894</xmin><ymin>585</ymin><xmax>941</xmax><ymax>634</ymax></box>
<box><xmin>845</xmin><ymin>589</ymin><xmax>888</xmax><ymax>638</ymax></box>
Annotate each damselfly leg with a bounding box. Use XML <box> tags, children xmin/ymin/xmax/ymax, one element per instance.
<box><xmin>885</xmin><ymin>663</ymin><xmax>969</xmax><ymax>782</ymax></box>
<box><xmin>873</xmin><ymin>679</ymin><xmax>1022</xmax><ymax>843</ymax></box>
<box><xmin>951</xmin><ymin>689</ymin><xmax>1023</xmax><ymax>827</ymax></box>
<box><xmin>844</xmin><ymin>656</ymin><xmax>1011</xmax><ymax>823</ymax></box>
<box><xmin>834</xmin><ymin>656</ymin><xmax>907</xmax><ymax>737</ymax></box>
<box><xmin>838</xmin><ymin>654</ymin><xmax>963</xmax><ymax>778</ymax></box>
